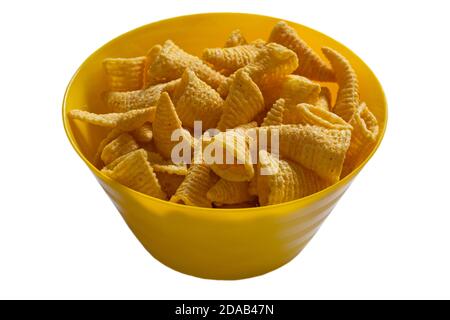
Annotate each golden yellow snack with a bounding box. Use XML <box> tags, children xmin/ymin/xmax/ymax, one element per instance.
<box><xmin>146</xmin><ymin>40</ymin><xmax>226</xmax><ymax>89</ymax></box>
<box><xmin>131</xmin><ymin>122</ymin><xmax>153</xmax><ymax>143</ymax></box>
<box><xmin>343</xmin><ymin>102</ymin><xmax>379</xmax><ymax>174</ymax></box>
<box><xmin>207</xmin><ymin>180</ymin><xmax>255</xmax><ymax>205</ymax></box>
<box><xmin>269</xmin><ymin>21</ymin><xmax>335</xmax><ymax>82</ymax></box>
<box><xmin>217</xmin><ymin>43</ymin><xmax>299</xmax><ymax>96</ymax></box>
<box><xmin>224</xmin><ymin>29</ymin><xmax>247</xmax><ymax>47</ymax></box>
<box><xmin>217</xmin><ymin>70</ymin><xmax>265</xmax><ymax>130</ymax></box>
<box><xmin>101</xmin><ymin>133</ymin><xmax>139</xmax><ymax>165</ymax></box>
<box><xmin>172</xmin><ymin>69</ymin><xmax>224</xmax><ymax>130</ymax></box>
<box><xmin>283</xmin><ymin>103</ymin><xmax>352</xmax><ymax>130</ymax></box>
<box><xmin>68</xmin><ymin>107</ymin><xmax>153</xmax><ymax>131</ymax></box>
<box><xmin>103</xmin><ymin>56</ymin><xmax>146</xmax><ymax>91</ymax></box>
<box><xmin>257</xmin><ymin>150</ymin><xmax>327</xmax><ymax>206</ymax></box>
<box><xmin>322</xmin><ymin>47</ymin><xmax>359</xmax><ymax>122</ymax></box>
<box><xmin>206</xmin><ymin>130</ymin><xmax>255</xmax><ymax>182</ymax></box>
<box><xmin>145</xmin><ymin>150</ymin><xmax>165</xmax><ymax>164</ymax></box>
<box><xmin>315</xmin><ymin>87</ymin><xmax>332</xmax><ymax>111</ymax></box>
<box><xmin>170</xmin><ymin>164</ymin><xmax>219</xmax><ymax>207</ymax></box>
<box><xmin>152</xmin><ymin>163</ymin><xmax>188</xmax><ymax>176</ymax></box>
<box><xmin>202</xmin><ymin>43</ymin><xmax>265</xmax><ymax>73</ymax></box>
<box><xmin>257</xmin><ymin>125</ymin><xmax>351</xmax><ymax>183</ymax></box>
<box><xmin>261</xmin><ymin>99</ymin><xmax>285</xmax><ymax>126</ymax></box>
<box><xmin>155</xmin><ymin>172</ymin><xmax>186</xmax><ymax>198</ymax></box>
<box><xmin>264</xmin><ymin>75</ymin><xmax>321</xmax><ymax>108</ymax></box>
<box><xmin>101</xmin><ymin>149</ymin><xmax>166</xmax><ymax>199</ymax></box>
<box><xmin>153</xmin><ymin>92</ymin><xmax>192</xmax><ymax>159</ymax></box>
<box><xmin>106</xmin><ymin>80</ymin><xmax>180</xmax><ymax>113</ymax></box>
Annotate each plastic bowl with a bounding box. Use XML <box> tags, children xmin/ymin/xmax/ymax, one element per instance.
<box><xmin>62</xmin><ymin>13</ymin><xmax>387</xmax><ymax>280</ymax></box>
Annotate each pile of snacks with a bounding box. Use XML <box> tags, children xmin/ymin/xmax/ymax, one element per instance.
<box><xmin>68</xmin><ymin>21</ymin><xmax>379</xmax><ymax>208</ymax></box>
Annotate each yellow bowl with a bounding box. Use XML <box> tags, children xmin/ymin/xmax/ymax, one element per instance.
<box><xmin>62</xmin><ymin>13</ymin><xmax>387</xmax><ymax>280</ymax></box>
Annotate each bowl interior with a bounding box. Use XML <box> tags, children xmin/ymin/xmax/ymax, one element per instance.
<box><xmin>63</xmin><ymin>12</ymin><xmax>387</xmax><ymax>212</ymax></box>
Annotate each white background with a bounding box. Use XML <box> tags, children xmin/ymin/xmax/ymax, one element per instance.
<box><xmin>1</xmin><ymin>0</ymin><xmax>449</xmax><ymax>299</ymax></box>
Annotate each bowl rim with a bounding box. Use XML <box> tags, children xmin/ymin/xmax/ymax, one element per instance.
<box><xmin>62</xmin><ymin>12</ymin><xmax>388</xmax><ymax>214</ymax></box>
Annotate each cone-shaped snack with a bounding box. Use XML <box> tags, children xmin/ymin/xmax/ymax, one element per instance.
<box><xmin>205</xmin><ymin>130</ymin><xmax>255</xmax><ymax>182</ymax></box>
<box><xmin>322</xmin><ymin>47</ymin><xmax>359</xmax><ymax>122</ymax></box>
<box><xmin>68</xmin><ymin>107</ymin><xmax>154</xmax><ymax>131</ymax></box>
<box><xmin>103</xmin><ymin>56</ymin><xmax>147</xmax><ymax>91</ymax></box>
<box><xmin>260</xmin><ymin>125</ymin><xmax>351</xmax><ymax>183</ymax></box>
<box><xmin>261</xmin><ymin>99</ymin><xmax>285</xmax><ymax>126</ymax></box>
<box><xmin>172</xmin><ymin>69</ymin><xmax>224</xmax><ymax>130</ymax></box>
<box><xmin>264</xmin><ymin>75</ymin><xmax>321</xmax><ymax>108</ymax></box>
<box><xmin>207</xmin><ymin>179</ymin><xmax>255</xmax><ymax>205</ymax></box>
<box><xmin>315</xmin><ymin>87</ymin><xmax>332</xmax><ymax>111</ymax></box>
<box><xmin>269</xmin><ymin>21</ymin><xmax>335</xmax><ymax>82</ymax></box>
<box><xmin>101</xmin><ymin>149</ymin><xmax>166</xmax><ymax>199</ymax></box>
<box><xmin>170</xmin><ymin>164</ymin><xmax>219</xmax><ymax>207</ymax></box>
<box><xmin>101</xmin><ymin>133</ymin><xmax>139</xmax><ymax>165</ymax></box>
<box><xmin>283</xmin><ymin>103</ymin><xmax>352</xmax><ymax>130</ymax></box>
<box><xmin>224</xmin><ymin>29</ymin><xmax>247</xmax><ymax>47</ymax></box>
<box><xmin>203</xmin><ymin>43</ymin><xmax>265</xmax><ymax>73</ymax></box>
<box><xmin>155</xmin><ymin>172</ymin><xmax>186</xmax><ymax>198</ymax></box>
<box><xmin>131</xmin><ymin>122</ymin><xmax>153</xmax><ymax>143</ymax></box>
<box><xmin>217</xmin><ymin>43</ymin><xmax>298</xmax><ymax>96</ymax></box>
<box><xmin>146</xmin><ymin>40</ymin><xmax>226</xmax><ymax>89</ymax></box>
<box><xmin>257</xmin><ymin>150</ymin><xmax>327</xmax><ymax>206</ymax></box>
<box><xmin>93</xmin><ymin>128</ymin><xmax>123</xmax><ymax>167</ymax></box>
<box><xmin>217</xmin><ymin>70</ymin><xmax>265</xmax><ymax>130</ymax></box>
<box><xmin>106</xmin><ymin>79</ymin><xmax>180</xmax><ymax>113</ymax></box>
<box><xmin>343</xmin><ymin>102</ymin><xmax>379</xmax><ymax>173</ymax></box>
<box><xmin>152</xmin><ymin>163</ymin><xmax>188</xmax><ymax>176</ymax></box>
<box><xmin>153</xmin><ymin>92</ymin><xmax>192</xmax><ymax>159</ymax></box>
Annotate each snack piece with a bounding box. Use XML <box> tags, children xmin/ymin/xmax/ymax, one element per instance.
<box><xmin>145</xmin><ymin>150</ymin><xmax>165</xmax><ymax>164</ymax></box>
<box><xmin>153</xmin><ymin>92</ymin><xmax>192</xmax><ymax>159</ymax></box>
<box><xmin>261</xmin><ymin>99</ymin><xmax>285</xmax><ymax>126</ymax></box>
<box><xmin>103</xmin><ymin>57</ymin><xmax>147</xmax><ymax>91</ymax></box>
<box><xmin>207</xmin><ymin>180</ymin><xmax>255</xmax><ymax>205</ymax></box>
<box><xmin>93</xmin><ymin>128</ymin><xmax>123</xmax><ymax>166</ymax></box>
<box><xmin>283</xmin><ymin>103</ymin><xmax>352</xmax><ymax>130</ymax></box>
<box><xmin>217</xmin><ymin>70</ymin><xmax>265</xmax><ymax>130</ymax></box>
<box><xmin>343</xmin><ymin>102</ymin><xmax>379</xmax><ymax>174</ymax></box>
<box><xmin>322</xmin><ymin>47</ymin><xmax>359</xmax><ymax>122</ymax></box>
<box><xmin>68</xmin><ymin>108</ymin><xmax>153</xmax><ymax>131</ymax></box>
<box><xmin>146</xmin><ymin>40</ymin><xmax>226</xmax><ymax>89</ymax></box>
<box><xmin>152</xmin><ymin>163</ymin><xmax>188</xmax><ymax>176</ymax></box>
<box><xmin>315</xmin><ymin>87</ymin><xmax>332</xmax><ymax>111</ymax></box>
<box><xmin>101</xmin><ymin>133</ymin><xmax>139</xmax><ymax>165</ymax></box>
<box><xmin>106</xmin><ymin>80</ymin><xmax>180</xmax><ymax>113</ymax></box>
<box><xmin>218</xmin><ymin>43</ymin><xmax>299</xmax><ymax>96</ymax></box>
<box><xmin>264</xmin><ymin>75</ymin><xmax>321</xmax><ymax>108</ymax></box>
<box><xmin>131</xmin><ymin>122</ymin><xmax>153</xmax><ymax>143</ymax></box>
<box><xmin>269</xmin><ymin>21</ymin><xmax>335</xmax><ymax>82</ymax></box>
<box><xmin>170</xmin><ymin>164</ymin><xmax>219</xmax><ymax>207</ymax></box>
<box><xmin>258</xmin><ymin>125</ymin><xmax>351</xmax><ymax>183</ymax></box>
<box><xmin>224</xmin><ymin>29</ymin><xmax>247</xmax><ymax>47</ymax></box>
<box><xmin>101</xmin><ymin>149</ymin><xmax>166</xmax><ymax>199</ymax></box>
<box><xmin>206</xmin><ymin>130</ymin><xmax>255</xmax><ymax>182</ymax></box>
<box><xmin>257</xmin><ymin>150</ymin><xmax>327</xmax><ymax>206</ymax></box>
<box><xmin>155</xmin><ymin>172</ymin><xmax>186</xmax><ymax>198</ymax></box>
<box><xmin>172</xmin><ymin>69</ymin><xmax>224</xmax><ymax>130</ymax></box>
<box><xmin>203</xmin><ymin>43</ymin><xmax>265</xmax><ymax>73</ymax></box>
